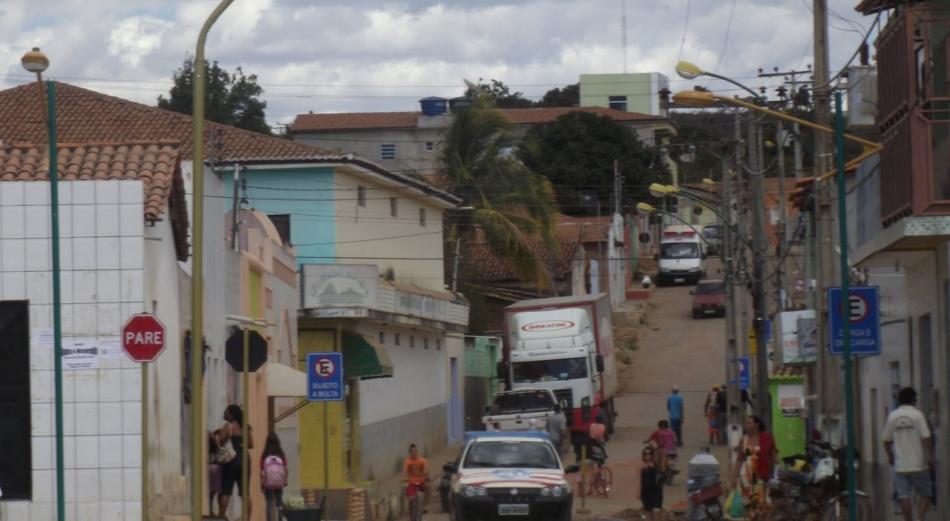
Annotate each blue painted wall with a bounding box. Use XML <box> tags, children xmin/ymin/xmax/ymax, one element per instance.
<box><xmin>222</xmin><ymin>167</ymin><xmax>336</xmax><ymax>266</ymax></box>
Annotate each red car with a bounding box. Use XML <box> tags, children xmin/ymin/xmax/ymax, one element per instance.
<box><xmin>691</xmin><ymin>280</ymin><xmax>726</xmax><ymax>318</ymax></box>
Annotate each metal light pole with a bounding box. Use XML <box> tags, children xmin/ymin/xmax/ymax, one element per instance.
<box><xmin>191</xmin><ymin>2</ymin><xmax>234</xmax><ymax>520</ymax></box>
<box><xmin>22</xmin><ymin>47</ymin><xmax>65</xmax><ymax>521</ymax></box>
<box><xmin>833</xmin><ymin>91</ymin><xmax>857</xmax><ymax>521</ymax></box>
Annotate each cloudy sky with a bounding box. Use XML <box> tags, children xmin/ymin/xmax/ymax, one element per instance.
<box><xmin>0</xmin><ymin>0</ymin><xmax>875</xmax><ymax>131</ymax></box>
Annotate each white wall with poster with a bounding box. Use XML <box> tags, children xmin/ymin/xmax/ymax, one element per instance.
<box><xmin>0</xmin><ymin>179</ymin><xmax>185</xmax><ymax>521</ymax></box>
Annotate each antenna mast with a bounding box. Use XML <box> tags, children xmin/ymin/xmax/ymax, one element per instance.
<box><xmin>621</xmin><ymin>0</ymin><xmax>628</xmax><ymax>73</ymax></box>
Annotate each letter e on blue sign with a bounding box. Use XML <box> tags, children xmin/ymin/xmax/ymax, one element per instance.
<box><xmin>827</xmin><ymin>286</ymin><xmax>881</xmax><ymax>356</ymax></box>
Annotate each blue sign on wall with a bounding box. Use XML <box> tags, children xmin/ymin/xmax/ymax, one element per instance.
<box><xmin>307</xmin><ymin>352</ymin><xmax>345</xmax><ymax>401</ymax></box>
<box><xmin>828</xmin><ymin>286</ymin><xmax>881</xmax><ymax>356</ymax></box>
<box><xmin>738</xmin><ymin>357</ymin><xmax>750</xmax><ymax>390</ymax></box>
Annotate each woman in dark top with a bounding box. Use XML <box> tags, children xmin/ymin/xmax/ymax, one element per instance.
<box><xmin>217</xmin><ymin>404</ymin><xmax>254</xmax><ymax>519</ymax></box>
<box><xmin>639</xmin><ymin>447</ymin><xmax>664</xmax><ymax>521</ymax></box>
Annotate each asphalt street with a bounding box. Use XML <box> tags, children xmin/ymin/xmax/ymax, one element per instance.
<box><xmin>426</xmin><ymin>266</ymin><xmax>730</xmax><ymax>520</ymax></box>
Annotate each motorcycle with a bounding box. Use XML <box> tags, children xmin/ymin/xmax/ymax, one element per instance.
<box><xmin>688</xmin><ymin>481</ymin><xmax>724</xmax><ymax>520</ymax></box>
<box><xmin>438</xmin><ymin>460</ymin><xmax>456</xmax><ymax>513</ymax></box>
<box><xmin>768</xmin><ymin>440</ymin><xmax>870</xmax><ymax>520</ymax></box>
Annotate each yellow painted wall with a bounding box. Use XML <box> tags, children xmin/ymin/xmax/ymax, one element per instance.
<box><xmin>297</xmin><ymin>329</ymin><xmax>349</xmax><ymax>488</ymax></box>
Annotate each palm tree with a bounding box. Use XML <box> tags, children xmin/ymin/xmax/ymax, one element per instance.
<box><xmin>440</xmin><ymin>97</ymin><xmax>557</xmax><ymax>287</ymax></box>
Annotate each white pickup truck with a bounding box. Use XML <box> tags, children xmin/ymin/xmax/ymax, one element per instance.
<box><xmin>482</xmin><ymin>389</ymin><xmax>559</xmax><ymax>432</ymax></box>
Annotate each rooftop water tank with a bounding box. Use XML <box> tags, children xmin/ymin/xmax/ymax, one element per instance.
<box><xmin>419</xmin><ymin>97</ymin><xmax>448</xmax><ymax>117</ymax></box>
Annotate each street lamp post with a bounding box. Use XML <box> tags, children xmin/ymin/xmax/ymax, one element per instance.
<box><xmin>22</xmin><ymin>47</ymin><xmax>65</xmax><ymax>521</ymax></box>
<box><xmin>191</xmin><ymin>2</ymin><xmax>234</xmax><ymax>520</ymax></box>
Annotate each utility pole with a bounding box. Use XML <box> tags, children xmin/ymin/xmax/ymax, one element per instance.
<box><xmin>748</xmin><ymin>117</ymin><xmax>771</xmax><ymax>426</ymax></box>
<box><xmin>758</xmin><ymin>67</ymin><xmax>810</xmax><ymax>310</ymax></box>
<box><xmin>812</xmin><ymin>0</ymin><xmax>843</xmax><ymax>428</ymax></box>
<box><xmin>613</xmin><ymin>159</ymin><xmax>622</xmax><ymax>215</ymax></box>
<box><xmin>722</xmin><ymin>145</ymin><xmax>741</xmax><ymax>462</ymax></box>
<box><xmin>776</xmin><ymin>122</ymin><xmax>788</xmax><ymax>312</ymax></box>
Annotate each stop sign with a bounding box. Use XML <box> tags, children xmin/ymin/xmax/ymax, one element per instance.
<box><xmin>121</xmin><ymin>314</ymin><xmax>167</xmax><ymax>363</ymax></box>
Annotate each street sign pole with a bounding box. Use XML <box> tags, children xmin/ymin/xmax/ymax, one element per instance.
<box><xmin>307</xmin><ymin>350</ymin><xmax>345</xmax><ymax>521</ymax></box>
<box><xmin>242</xmin><ymin>329</ymin><xmax>250</xmax><ymax>521</ymax></box>
<box><xmin>834</xmin><ymin>90</ymin><xmax>857</xmax><ymax>521</ymax></box>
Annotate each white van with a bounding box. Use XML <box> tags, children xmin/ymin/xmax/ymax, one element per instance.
<box><xmin>657</xmin><ymin>225</ymin><xmax>706</xmax><ymax>285</ymax></box>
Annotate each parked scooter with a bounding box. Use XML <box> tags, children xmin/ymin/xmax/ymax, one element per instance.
<box><xmin>687</xmin><ymin>448</ymin><xmax>724</xmax><ymax>521</ymax></box>
<box><xmin>768</xmin><ymin>440</ymin><xmax>871</xmax><ymax>520</ymax></box>
<box><xmin>438</xmin><ymin>460</ymin><xmax>456</xmax><ymax>513</ymax></box>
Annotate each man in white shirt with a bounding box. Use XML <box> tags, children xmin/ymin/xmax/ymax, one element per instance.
<box><xmin>883</xmin><ymin>387</ymin><xmax>935</xmax><ymax>521</ymax></box>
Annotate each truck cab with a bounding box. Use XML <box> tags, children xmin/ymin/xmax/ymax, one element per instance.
<box><xmin>657</xmin><ymin>225</ymin><xmax>706</xmax><ymax>285</ymax></box>
<box><xmin>506</xmin><ymin>308</ymin><xmax>607</xmax><ymax>432</ymax></box>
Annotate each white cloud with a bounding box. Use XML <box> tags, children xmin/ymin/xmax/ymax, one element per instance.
<box><xmin>0</xmin><ymin>0</ymin><xmax>874</xmax><ymax>127</ymax></box>
<box><xmin>109</xmin><ymin>17</ymin><xmax>174</xmax><ymax>67</ymax></box>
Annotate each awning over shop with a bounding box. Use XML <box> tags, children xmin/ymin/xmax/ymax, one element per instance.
<box><xmin>265</xmin><ymin>362</ymin><xmax>308</xmax><ymax>397</ymax></box>
<box><xmin>343</xmin><ymin>329</ymin><xmax>394</xmax><ymax>380</ymax></box>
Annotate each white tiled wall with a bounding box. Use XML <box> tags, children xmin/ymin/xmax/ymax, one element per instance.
<box><xmin>0</xmin><ymin>180</ymin><xmax>145</xmax><ymax>521</ymax></box>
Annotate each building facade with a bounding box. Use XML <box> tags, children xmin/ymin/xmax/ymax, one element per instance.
<box><xmin>0</xmin><ymin>143</ymin><xmax>189</xmax><ymax>521</ymax></box>
<box><xmin>579</xmin><ymin>72</ymin><xmax>671</xmax><ymax>117</ymax></box>
<box><xmin>290</xmin><ymin>105</ymin><xmax>675</xmax><ymax>180</ymax></box>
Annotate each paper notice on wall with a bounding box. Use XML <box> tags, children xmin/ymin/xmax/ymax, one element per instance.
<box><xmin>32</xmin><ymin>328</ymin><xmax>54</xmax><ymax>349</ymax></box>
<box><xmin>62</xmin><ymin>337</ymin><xmax>100</xmax><ymax>370</ymax></box>
<box><xmin>97</xmin><ymin>338</ymin><xmax>123</xmax><ymax>359</ymax></box>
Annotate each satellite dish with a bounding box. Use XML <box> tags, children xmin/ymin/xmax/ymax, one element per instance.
<box><xmin>463</xmin><ymin>78</ymin><xmax>479</xmax><ymax>91</ymax></box>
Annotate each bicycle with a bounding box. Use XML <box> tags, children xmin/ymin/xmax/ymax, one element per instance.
<box><xmin>405</xmin><ymin>481</ymin><xmax>427</xmax><ymax>521</ymax></box>
<box><xmin>586</xmin><ymin>444</ymin><xmax>613</xmax><ymax>498</ymax></box>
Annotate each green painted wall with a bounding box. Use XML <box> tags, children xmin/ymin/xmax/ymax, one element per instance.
<box><xmin>579</xmin><ymin>72</ymin><xmax>668</xmax><ymax>116</ymax></box>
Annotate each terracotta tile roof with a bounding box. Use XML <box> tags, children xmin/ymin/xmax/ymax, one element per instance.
<box><xmin>463</xmin><ymin>231</ymin><xmax>579</xmax><ymax>284</ymax></box>
<box><xmin>0</xmin><ymin>82</ymin><xmax>335</xmax><ymax>162</ymax></box>
<box><xmin>463</xmin><ymin>213</ymin><xmax>617</xmax><ymax>283</ymax></box>
<box><xmin>0</xmin><ymin>141</ymin><xmax>189</xmax><ymax>260</ymax></box>
<box><xmin>291</xmin><ymin>106</ymin><xmax>663</xmax><ymax>132</ymax></box>
<box><xmin>557</xmin><ymin>214</ymin><xmax>613</xmax><ymax>243</ymax></box>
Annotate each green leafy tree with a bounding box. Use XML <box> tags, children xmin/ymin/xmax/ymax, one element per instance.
<box><xmin>158</xmin><ymin>57</ymin><xmax>271</xmax><ymax>135</ymax></box>
<box><xmin>517</xmin><ymin>111</ymin><xmax>670</xmax><ymax>216</ymax></box>
<box><xmin>537</xmin><ymin>83</ymin><xmax>579</xmax><ymax>107</ymax></box>
<box><xmin>464</xmin><ymin>79</ymin><xmax>535</xmax><ymax>108</ymax></box>
<box><xmin>440</xmin><ymin>97</ymin><xmax>557</xmax><ymax>286</ymax></box>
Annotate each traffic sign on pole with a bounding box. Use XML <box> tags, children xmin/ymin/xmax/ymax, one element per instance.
<box><xmin>827</xmin><ymin>286</ymin><xmax>881</xmax><ymax>356</ymax></box>
<box><xmin>121</xmin><ymin>314</ymin><xmax>166</xmax><ymax>363</ymax></box>
<box><xmin>307</xmin><ymin>352</ymin><xmax>344</xmax><ymax>401</ymax></box>
<box><xmin>737</xmin><ymin>357</ymin><xmax>750</xmax><ymax>390</ymax></box>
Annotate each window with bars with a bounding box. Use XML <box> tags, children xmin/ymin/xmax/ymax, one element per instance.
<box><xmin>357</xmin><ymin>185</ymin><xmax>367</xmax><ymax>207</ymax></box>
<box><xmin>608</xmin><ymin>95</ymin><xmax>628</xmax><ymax>111</ymax></box>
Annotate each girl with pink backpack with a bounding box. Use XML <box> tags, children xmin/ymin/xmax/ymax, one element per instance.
<box><xmin>260</xmin><ymin>433</ymin><xmax>289</xmax><ymax>521</ymax></box>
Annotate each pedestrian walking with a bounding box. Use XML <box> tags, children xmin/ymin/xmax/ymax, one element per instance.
<box><xmin>716</xmin><ymin>385</ymin><xmax>728</xmax><ymax>445</ymax></box>
<box><xmin>703</xmin><ymin>386</ymin><xmax>721</xmax><ymax>445</ymax></box>
<box><xmin>216</xmin><ymin>404</ymin><xmax>254</xmax><ymax>519</ymax></box>
<box><xmin>883</xmin><ymin>387</ymin><xmax>935</xmax><ymax>521</ymax></box>
<box><xmin>546</xmin><ymin>404</ymin><xmax>568</xmax><ymax>454</ymax></box>
<box><xmin>260</xmin><ymin>433</ymin><xmax>289</xmax><ymax>521</ymax></box>
<box><xmin>638</xmin><ymin>447</ymin><xmax>665</xmax><ymax>521</ymax></box>
<box><xmin>734</xmin><ymin>415</ymin><xmax>776</xmax><ymax>513</ymax></box>
<box><xmin>667</xmin><ymin>385</ymin><xmax>684</xmax><ymax>447</ymax></box>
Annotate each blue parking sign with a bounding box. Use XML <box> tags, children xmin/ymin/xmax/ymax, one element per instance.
<box><xmin>307</xmin><ymin>352</ymin><xmax>345</xmax><ymax>401</ymax></box>
<box><xmin>737</xmin><ymin>357</ymin><xmax>750</xmax><ymax>390</ymax></box>
<box><xmin>828</xmin><ymin>286</ymin><xmax>881</xmax><ymax>356</ymax></box>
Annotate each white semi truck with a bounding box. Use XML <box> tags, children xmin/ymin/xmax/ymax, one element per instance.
<box><xmin>501</xmin><ymin>293</ymin><xmax>618</xmax><ymax>437</ymax></box>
